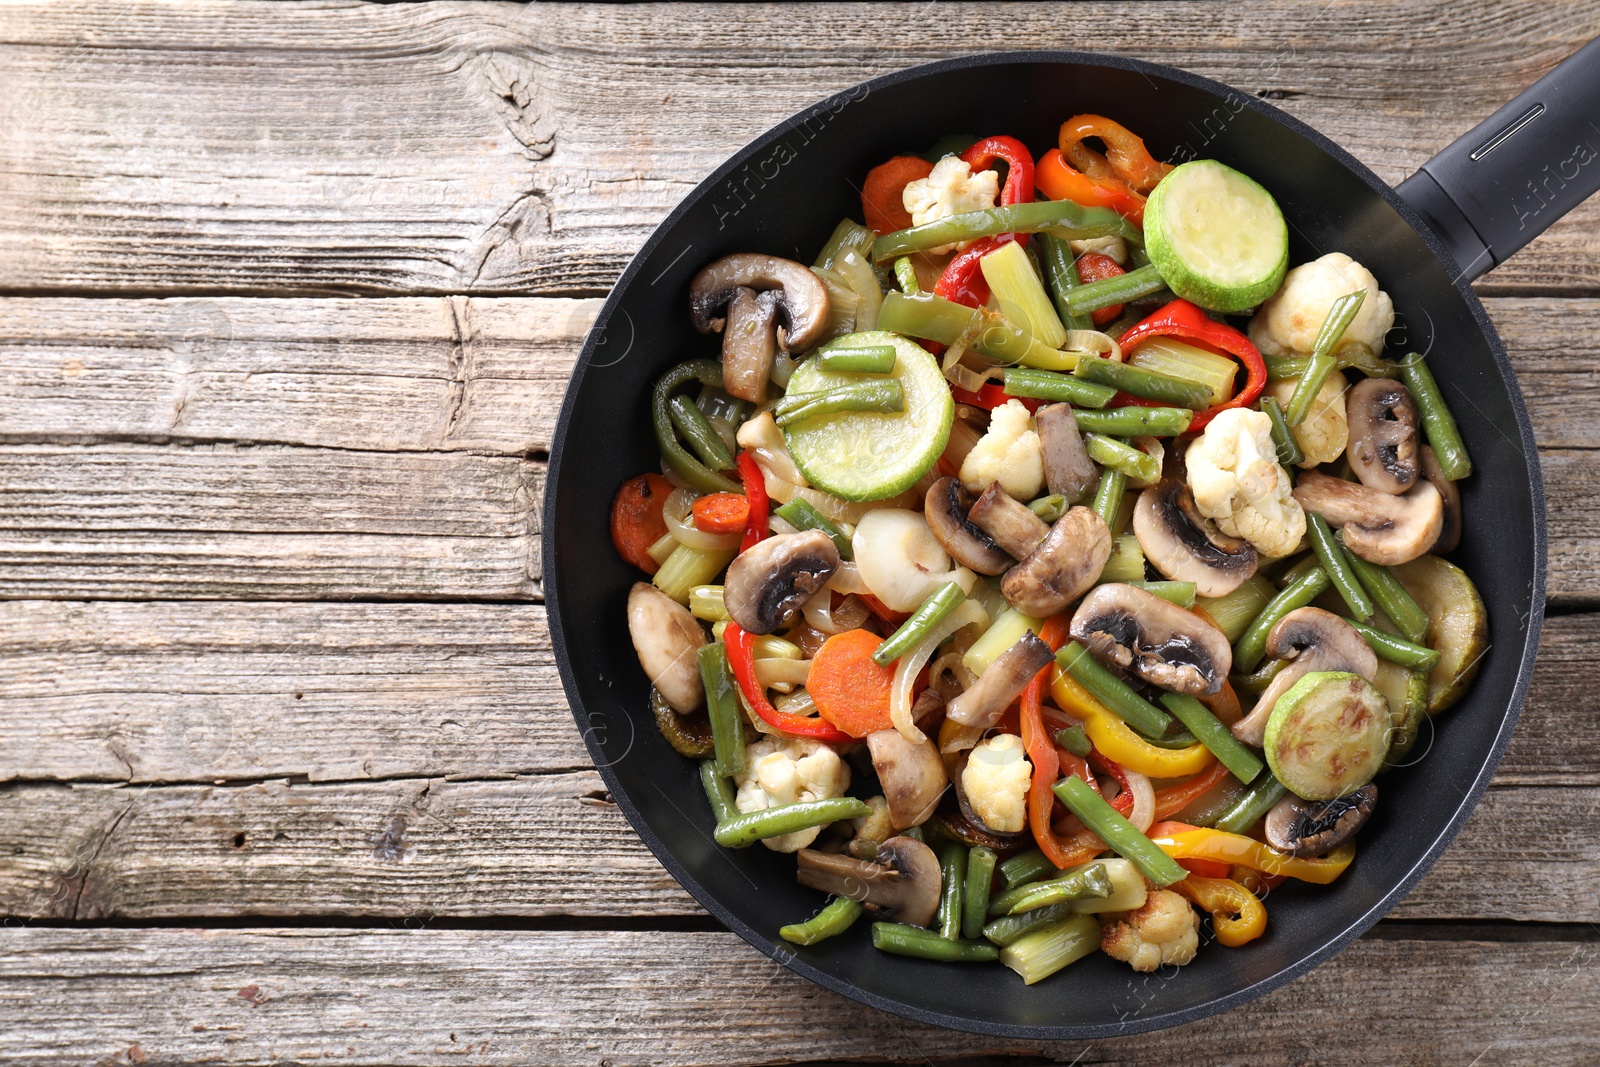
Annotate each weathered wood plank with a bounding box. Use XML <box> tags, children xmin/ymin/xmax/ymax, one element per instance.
<box><xmin>1</xmin><ymin>773</ymin><xmax>1590</xmax><ymax>923</ymax></box>
<box><xmin>0</xmin><ymin>1</ymin><xmax>1595</xmax><ymax>296</ymax></box>
<box><xmin>0</xmin><ymin>927</ymin><xmax>1594</xmax><ymax>1065</ymax></box>
<box><xmin>0</xmin><ymin>445</ymin><xmax>540</xmax><ymax>599</ymax></box>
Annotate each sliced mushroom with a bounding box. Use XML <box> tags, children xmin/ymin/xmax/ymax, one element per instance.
<box><xmin>627</xmin><ymin>582</ymin><xmax>708</xmax><ymax>713</ymax></box>
<box><xmin>1231</xmin><ymin>607</ymin><xmax>1379</xmax><ymax>747</ymax></box>
<box><xmin>795</xmin><ymin>835</ymin><xmax>942</xmax><ymax>927</ymax></box>
<box><xmin>1265</xmin><ymin>784</ymin><xmax>1377</xmax><ymax>857</ymax></box>
<box><xmin>1133</xmin><ymin>479</ymin><xmax>1259</xmax><ymax>598</ymax></box>
<box><xmin>1346</xmin><ymin>378</ymin><xmax>1420</xmax><ymax>494</ymax></box>
<box><xmin>924</xmin><ymin>476</ymin><xmax>1013</xmax><ymax>576</ymax></box>
<box><xmin>1292</xmin><ymin>470</ymin><xmax>1442</xmax><ymax>566</ymax></box>
<box><xmin>1001</xmin><ymin>507</ymin><xmax>1113</xmax><ymax>617</ymax></box>
<box><xmin>688</xmin><ymin>254</ymin><xmax>830</xmax><ymax>404</ymax></box>
<box><xmin>1420</xmin><ymin>445</ymin><xmax>1462</xmax><ymax>554</ymax></box>
<box><xmin>1071</xmin><ymin>583</ymin><xmax>1232</xmax><ymax>696</ymax></box>
<box><xmin>723</xmin><ymin>530</ymin><xmax>841</xmax><ymax>635</ymax></box>
<box><xmin>1036</xmin><ymin>403</ymin><xmax>1098</xmax><ymax>503</ymax></box>
<box><xmin>866</xmin><ymin>728</ymin><xmax>948</xmax><ymax>830</ymax></box>
<box><xmin>967</xmin><ymin>481</ymin><xmax>1050</xmax><ymax>560</ymax></box>
<box><xmin>945</xmin><ymin>631</ymin><xmax>1055</xmax><ymax>728</ymax></box>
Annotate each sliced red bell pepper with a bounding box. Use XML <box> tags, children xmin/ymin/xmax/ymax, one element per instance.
<box><xmin>1035</xmin><ymin>148</ymin><xmax>1146</xmax><ymax>225</ymax></box>
<box><xmin>1116</xmin><ymin>299</ymin><xmax>1266</xmax><ymax>433</ymax></box>
<box><xmin>950</xmin><ymin>382</ymin><xmax>1041</xmax><ymax>414</ymax></box>
<box><xmin>724</xmin><ymin>622</ymin><xmax>852</xmax><ymax>743</ymax></box>
<box><xmin>961</xmin><ymin>135</ymin><xmax>1035</xmax><ymax>209</ymax></box>
<box><xmin>734</xmin><ymin>452</ymin><xmax>769</xmax><ymax>553</ymax></box>
<box><xmin>934</xmin><ymin>137</ymin><xmax>1037</xmax><ymax>309</ymax></box>
<box><xmin>1074</xmin><ymin>252</ymin><xmax>1127</xmax><ymax>327</ymax></box>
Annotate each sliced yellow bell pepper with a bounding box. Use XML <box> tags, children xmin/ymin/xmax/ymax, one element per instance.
<box><xmin>1148</xmin><ymin>827</ymin><xmax>1355</xmax><ymax>884</ymax></box>
<box><xmin>1050</xmin><ymin>668</ymin><xmax>1215</xmax><ymax>778</ymax></box>
<box><xmin>1171</xmin><ymin>875</ymin><xmax>1267</xmax><ymax>947</ymax></box>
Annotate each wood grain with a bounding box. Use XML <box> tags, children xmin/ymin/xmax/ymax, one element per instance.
<box><xmin>1</xmin><ymin>927</ymin><xmax>1595</xmax><ymax>1065</ymax></box>
<box><xmin>0</xmin><ymin>1</ymin><xmax>1596</xmax><ymax>296</ymax></box>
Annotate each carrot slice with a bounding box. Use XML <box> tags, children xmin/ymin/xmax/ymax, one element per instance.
<box><xmin>808</xmin><ymin>628</ymin><xmax>897</xmax><ymax>738</ymax></box>
<box><xmin>1076</xmin><ymin>252</ymin><xmax>1127</xmax><ymax>327</ymax></box>
<box><xmin>691</xmin><ymin>492</ymin><xmax>750</xmax><ymax>536</ymax></box>
<box><xmin>609</xmin><ymin>473</ymin><xmax>674</xmax><ymax>574</ymax></box>
<box><xmin>862</xmin><ymin>155</ymin><xmax>934</xmax><ymax>236</ymax></box>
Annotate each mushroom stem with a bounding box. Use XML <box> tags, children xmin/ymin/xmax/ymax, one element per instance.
<box><xmin>795</xmin><ymin>835</ymin><xmax>942</xmax><ymax>927</ymax></box>
<box><xmin>967</xmin><ymin>482</ymin><xmax>1050</xmax><ymax>560</ymax></box>
<box><xmin>946</xmin><ymin>631</ymin><xmax>1055</xmax><ymax>729</ymax></box>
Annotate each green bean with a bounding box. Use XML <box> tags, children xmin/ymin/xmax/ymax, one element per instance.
<box><xmin>699</xmin><ymin>644</ymin><xmax>746</xmax><ymax>778</ymax></box>
<box><xmin>1073</xmin><ymin>406</ymin><xmax>1193</xmax><ymax>437</ymax></box>
<box><xmin>1306</xmin><ymin>513</ymin><xmax>1374</xmax><ymax>622</ymax></box>
<box><xmin>1052</xmin><ymin>776</ymin><xmax>1189</xmax><ymax>886</ymax></box>
<box><xmin>1063</xmin><ymin>263</ymin><xmax>1166</xmax><ymax>315</ymax></box>
<box><xmin>654</xmin><ymin>360</ymin><xmax>741</xmax><ymax>494</ymax></box>
<box><xmin>1341</xmin><ymin>542</ymin><xmax>1431</xmax><ymax>644</ymax></box>
<box><xmin>1075</xmin><ymin>357</ymin><xmax>1213</xmax><ymax>410</ymax></box>
<box><xmin>938</xmin><ymin>842</ymin><xmax>968</xmax><ymax>940</ymax></box>
<box><xmin>1213</xmin><ymin>773</ymin><xmax>1286</xmax><ymax>835</ymax></box>
<box><xmin>1230</xmin><ymin>656</ymin><xmax>1285</xmax><ymax>695</ymax></box>
<box><xmin>688</xmin><ymin>585</ymin><xmax>729</xmax><ymax>622</ymax></box>
<box><xmin>961</xmin><ymin>846</ymin><xmax>997</xmax><ymax>940</ymax></box>
<box><xmin>871</xmin><ymin>200</ymin><xmax>1141</xmax><ymax>262</ymax></box>
<box><xmin>773</xmin><ymin>498</ymin><xmax>852</xmax><ymax>561</ymax></box>
<box><xmin>1277</xmin><ymin>552</ymin><xmax>1322</xmax><ymax>586</ymax></box>
<box><xmin>893</xmin><ymin>256</ymin><xmax>920</xmax><ymax>295</ymax></box>
<box><xmin>1232</xmin><ymin>567</ymin><xmax>1332</xmax><ymax>672</ymax></box>
<box><xmin>1003</xmin><ymin>862</ymin><xmax>1113</xmax><ymax>914</ymax></box>
<box><xmin>999</xmin><ymin>848</ymin><xmax>1056</xmax><ymax>891</ymax></box>
<box><xmin>1002</xmin><ymin>367</ymin><xmax>1117</xmax><ymax>408</ymax></box>
<box><xmin>773</xmin><ymin>380</ymin><xmax>904</xmax><ymax>428</ymax></box>
<box><xmin>1131</xmin><ymin>723</ymin><xmax>1200</xmax><ymax>749</ymax></box>
<box><xmin>1265</xmin><ymin>341</ymin><xmax>1398</xmax><ymax>382</ymax></box>
<box><xmin>1090</xmin><ymin>468</ymin><xmax>1127</xmax><ymax>529</ymax></box>
<box><xmin>1125</xmin><ymin>580</ymin><xmax>1197</xmax><ymax>609</ymax></box>
<box><xmin>1055</xmin><ymin>641</ymin><xmax>1173</xmax><ymax>737</ymax></box>
<box><xmin>1261</xmin><ymin>395</ymin><xmax>1304</xmax><ymax>467</ymax></box>
<box><xmin>1159</xmin><ymin>693</ymin><xmax>1264</xmax><ymax>784</ymax></box>
<box><xmin>901</xmin><ymin>824</ymin><xmax>926</xmax><ymax>843</ymax></box>
<box><xmin>1027</xmin><ymin>494</ymin><xmax>1069</xmax><ymax>524</ymax></box>
<box><xmin>1285</xmin><ymin>290</ymin><xmax>1365</xmax><ymax>425</ymax></box>
<box><xmin>1345</xmin><ymin>618</ymin><xmax>1442</xmax><ymax>671</ymax></box>
<box><xmin>1399</xmin><ymin>354</ymin><xmax>1472</xmax><ymax>479</ymax></box>
<box><xmin>1084</xmin><ymin>434</ymin><xmax>1160</xmax><ymax>484</ymax></box>
<box><xmin>817</xmin><ymin>345</ymin><xmax>897</xmax><ymax>374</ymax></box>
<box><xmin>712</xmin><ymin>797</ymin><xmax>871</xmax><ymax>849</ymax></box>
<box><xmin>1038</xmin><ymin>233</ymin><xmax>1094</xmax><ymax>332</ymax></box>
<box><xmin>700</xmin><ymin>760</ymin><xmax>738</xmax><ymax>825</ymax></box>
<box><xmin>1283</xmin><ymin>354</ymin><xmax>1336</xmax><ymax>426</ymax></box>
<box><xmin>873</xmin><ymin>582</ymin><xmax>966</xmax><ymax>666</ymax></box>
<box><xmin>780</xmin><ymin>896</ymin><xmax>863</xmax><ymax>945</ymax></box>
<box><xmin>871</xmin><ymin>922</ymin><xmax>1000</xmax><ymax>962</ymax></box>
<box><xmin>1181</xmin><ymin>774</ymin><xmax>1250</xmax><ymax>828</ymax></box>
<box><xmin>877</xmin><ymin>292</ymin><xmax>1038</xmax><ymax>365</ymax></box>
<box><xmin>982</xmin><ymin>902</ymin><xmax>1077</xmax><ymax>947</ymax></box>
<box><xmin>1054</xmin><ymin>724</ymin><xmax>1093</xmax><ymax>758</ymax></box>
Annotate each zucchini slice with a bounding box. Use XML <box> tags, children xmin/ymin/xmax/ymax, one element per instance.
<box><xmin>1145</xmin><ymin>160</ymin><xmax>1289</xmax><ymax>314</ymax></box>
<box><xmin>1263</xmin><ymin>670</ymin><xmax>1391</xmax><ymax>800</ymax></box>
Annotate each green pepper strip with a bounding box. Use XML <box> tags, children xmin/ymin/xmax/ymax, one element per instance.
<box><xmin>893</xmin><ymin>256</ymin><xmax>921</xmax><ymax>295</ymax></box>
<box><xmin>654</xmin><ymin>360</ymin><xmax>741</xmax><ymax>494</ymax></box>
<box><xmin>999</xmin><ymin>848</ymin><xmax>1056</xmax><ymax>891</ymax></box>
<box><xmin>1052</xmin><ymin>777</ymin><xmax>1191</xmax><ymax>886</ymax></box>
<box><xmin>1075</xmin><ymin>356</ymin><xmax>1214</xmax><ymax>410</ymax></box>
<box><xmin>1090</xmin><ymin>468</ymin><xmax>1127</xmax><ymax>529</ymax></box>
<box><xmin>780</xmin><ymin>896</ymin><xmax>863</xmax><ymax>945</ymax></box>
<box><xmin>700</xmin><ymin>760</ymin><xmax>738</xmax><ymax>825</ymax></box>
<box><xmin>1159</xmin><ymin>692</ymin><xmax>1264</xmax><ymax>784</ymax></box>
<box><xmin>1073</xmin><ymin>406</ymin><xmax>1193</xmax><ymax>437</ymax></box>
<box><xmin>872</xmin><ymin>582</ymin><xmax>966</xmax><ymax>666</ymax></box>
<box><xmin>773</xmin><ymin>498</ymin><xmax>853</xmax><ymax>561</ymax></box>
<box><xmin>1213</xmin><ymin>773</ymin><xmax>1286</xmax><ymax>835</ymax></box>
<box><xmin>938</xmin><ymin>842</ymin><xmax>968</xmax><ymax>941</ymax></box>
<box><xmin>1002</xmin><ymin>367</ymin><xmax>1117</xmax><ymax>408</ymax></box>
<box><xmin>817</xmin><ymin>345</ymin><xmax>897</xmax><ymax>374</ymax></box>
<box><xmin>1340</xmin><ymin>543</ymin><xmax>1431</xmax><ymax>644</ymax></box>
<box><xmin>1232</xmin><ymin>567</ymin><xmax>1332</xmax><ymax>672</ymax></box>
<box><xmin>668</xmin><ymin>394</ymin><xmax>735</xmax><ymax>471</ymax></box>
<box><xmin>1084</xmin><ymin>433</ymin><xmax>1159</xmax><ymax>483</ymax></box>
<box><xmin>1399</xmin><ymin>353</ymin><xmax>1472</xmax><ymax>480</ymax></box>
<box><xmin>1285</xmin><ymin>290</ymin><xmax>1366</xmax><ymax>426</ymax></box>
<box><xmin>961</xmin><ymin>846</ymin><xmax>997</xmax><ymax>940</ymax></box>
<box><xmin>1004</xmin><ymin>862</ymin><xmax>1113</xmax><ymax>914</ymax></box>
<box><xmin>1261</xmin><ymin>395</ymin><xmax>1304</xmax><ymax>467</ymax></box>
<box><xmin>871</xmin><ymin>199</ymin><xmax>1141</xmax><ymax>262</ymax></box>
<box><xmin>1055</xmin><ymin>642</ymin><xmax>1174</xmax><ymax>737</ymax></box>
<box><xmin>982</xmin><ymin>902</ymin><xmax>1077</xmax><ymax>947</ymax></box>
<box><xmin>1064</xmin><ymin>263</ymin><xmax>1167</xmax><ymax>315</ymax></box>
<box><xmin>712</xmin><ymin>797</ymin><xmax>872</xmax><ymax>849</ymax></box>
<box><xmin>1307</xmin><ymin>513</ymin><xmax>1374</xmax><ymax>621</ymax></box>
<box><xmin>1038</xmin><ymin>233</ymin><xmax>1093</xmax><ymax>332</ymax></box>
<box><xmin>871</xmin><ymin>922</ymin><xmax>1000</xmax><ymax>962</ymax></box>
<box><xmin>699</xmin><ymin>644</ymin><xmax>746</xmax><ymax>778</ymax></box>
<box><xmin>773</xmin><ymin>380</ymin><xmax>904</xmax><ymax>428</ymax></box>
<box><xmin>1345</xmin><ymin>618</ymin><xmax>1442</xmax><ymax>671</ymax></box>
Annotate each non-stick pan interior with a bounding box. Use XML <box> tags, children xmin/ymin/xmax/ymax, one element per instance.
<box><xmin>545</xmin><ymin>53</ymin><xmax>1543</xmax><ymax>1037</ymax></box>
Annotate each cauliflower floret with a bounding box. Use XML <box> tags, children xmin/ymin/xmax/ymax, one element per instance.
<box><xmin>733</xmin><ymin>737</ymin><xmax>851</xmax><ymax>852</ymax></box>
<box><xmin>960</xmin><ymin>733</ymin><xmax>1032</xmax><ymax>833</ymax></box>
<box><xmin>1248</xmin><ymin>252</ymin><xmax>1395</xmax><ymax>359</ymax></box>
<box><xmin>1265</xmin><ymin>374</ymin><xmax>1349</xmax><ymax>468</ymax></box>
<box><xmin>959</xmin><ymin>399</ymin><xmax>1044</xmax><ymax>501</ymax></box>
<box><xmin>902</xmin><ymin>155</ymin><xmax>1001</xmax><ymax>253</ymax></box>
<box><xmin>1186</xmin><ymin>408</ymin><xmax>1306</xmax><ymax>558</ymax></box>
<box><xmin>1100</xmin><ymin>889</ymin><xmax>1201</xmax><ymax>972</ymax></box>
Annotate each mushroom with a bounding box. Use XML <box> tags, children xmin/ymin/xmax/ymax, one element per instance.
<box><xmin>1420</xmin><ymin>445</ymin><xmax>1462</xmax><ymax>554</ymax></box>
<box><xmin>966</xmin><ymin>481</ymin><xmax>1050</xmax><ymax>560</ymax></box>
<box><xmin>1070</xmin><ymin>583</ymin><xmax>1233</xmax><ymax>696</ymax></box>
<box><xmin>1133</xmin><ymin>479</ymin><xmax>1259</xmax><ymax>598</ymax></box>
<box><xmin>1231</xmin><ymin>607</ymin><xmax>1379</xmax><ymax>747</ymax></box>
<box><xmin>945</xmin><ymin>631</ymin><xmax>1055</xmax><ymax>728</ymax></box>
<box><xmin>688</xmin><ymin>254</ymin><xmax>830</xmax><ymax>404</ymax></box>
<box><xmin>1035</xmin><ymin>403</ymin><xmax>1099</xmax><ymax>503</ymax></box>
<box><xmin>1001</xmin><ymin>506</ymin><xmax>1113</xmax><ymax>617</ymax></box>
<box><xmin>1292</xmin><ymin>470</ymin><xmax>1442</xmax><ymax>566</ymax></box>
<box><xmin>723</xmin><ymin>530</ymin><xmax>841</xmax><ymax>635</ymax></box>
<box><xmin>924</xmin><ymin>476</ymin><xmax>1014</xmax><ymax>576</ymax></box>
<box><xmin>795</xmin><ymin>835</ymin><xmax>942</xmax><ymax>927</ymax></box>
<box><xmin>627</xmin><ymin>582</ymin><xmax>708</xmax><ymax>713</ymax></box>
<box><xmin>1346</xmin><ymin>378</ymin><xmax>1421</xmax><ymax>494</ymax></box>
<box><xmin>866</xmin><ymin>728</ymin><xmax>948</xmax><ymax>830</ymax></box>
<box><xmin>1265</xmin><ymin>784</ymin><xmax>1377</xmax><ymax>857</ymax></box>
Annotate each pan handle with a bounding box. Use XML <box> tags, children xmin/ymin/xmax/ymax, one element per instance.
<box><xmin>1396</xmin><ymin>35</ymin><xmax>1600</xmax><ymax>283</ymax></box>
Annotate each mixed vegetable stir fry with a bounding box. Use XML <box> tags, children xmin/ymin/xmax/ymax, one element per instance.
<box><xmin>612</xmin><ymin>115</ymin><xmax>1486</xmax><ymax>983</ymax></box>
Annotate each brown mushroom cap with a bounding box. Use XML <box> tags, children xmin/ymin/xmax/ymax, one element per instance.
<box><xmin>1346</xmin><ymin>378</ymin><xmax>1421</xmax><ymax>494</ymax></box>
<box><xmin>967</xmin><ymin>481</ymin><xmax>1050</xmax><ymax>560</ymax></box>
<box><xmin>945</xmin><ymin>631</ymin><xmax>1055</xmax><ymax>728</ymax></box>
<box><xmin>1001</xmin><ymin>506</ymin><xmax>1113</xmax><ymax>617</ymax></box>
<box><xmin>1292</xmin><ymin>470</ymin><xmax>1442</xmax><ymax>566</ymax></box>
<box><xmin>1133</xmin><ymin>479</ymin><xmax>1259</xmax><ymax>598</ymax></box>
<box><xmin>1420</xmin><ymin>445</ymin><xmax>1462</xmax><ymax>554</ymax></box>
<box><xmin>723</xmin><ymin>530</ymin><xmax>841</xmax><ymax>635</ymax></box>
<box><xmin>1036</xmin><ymin>403</ymin><xmax>1099</xmax><ymax>503</ymax></box>
<box><xmin>866</xmin><ymin>728</ymin><xmax>949</xmax><ymax>830</ymax></box>
<box><xmin>1231</xmin><ymin>607</ymin><xmax>1379</xmax><ymax>746</ymax></box>
<box><xmin>1071</xmin><ymin>583</ymin><xmax>1233</xmax><ymax>696</ymax></box>
<box><xmin>627</xmin><ymin>582</ymin><xmax>708</xmax><ymax>714</ymax></box>
<box><xmin>1265</xmin><ymin>783</ymin><xmax>1377</xmax><ymax>857</ymax></box>
<box><xmin>924</xmin><ymin>476</ymin><xmax>1014</xmax><ymax>576</ymax></box>
<box><xmin>795</xmin><ymin>835</ymin><xmax>942</xmax><ymax>927</ymax></box>
<box><xmin>688</xmin><ymin>254</ymin><xmax>830</xmax><ymax>405</ymax></box>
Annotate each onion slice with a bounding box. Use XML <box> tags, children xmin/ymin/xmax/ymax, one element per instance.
<box><xmin>662</xmin><ymin>487</ymin><xmax>740</xmax><ymax>551</ymax></box>
<box><xmin>889</xmin><ymin>600</ymin><xmax>987</xmax><ymax>743</ymax></box>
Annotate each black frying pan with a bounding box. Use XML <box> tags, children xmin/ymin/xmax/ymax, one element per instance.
<box><xmin>545</xmin><ymin>44</ymin><xmax>1600</xmax><ymax>1037</ymax></box>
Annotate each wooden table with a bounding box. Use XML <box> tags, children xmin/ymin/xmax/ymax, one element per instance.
<box><xmin>2</xmin><ymin>2</ymin><xmax>1598</xmax><ymax>1063</ymax></box>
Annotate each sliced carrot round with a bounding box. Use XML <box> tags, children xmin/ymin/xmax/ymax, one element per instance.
<box><xmin>609</xmin><ymin>473</ymin><xmax>673</xmax><ymax>574</ymax></box>
<box><xmin>862</xmin><ymin>155</ymin><xmax>934</xmax><ymax>236</ymax></box>
<box><xmin>807</xmin><ymin>628</ymin><xmax>897</xmax><ymax>738</ymax></box>
<box><xmin>691</xmin><ymin>492</ymin><xmax>750</xmax><ymax>536</ymax></box>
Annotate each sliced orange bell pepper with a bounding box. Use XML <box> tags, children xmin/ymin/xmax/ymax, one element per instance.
<box><xmin>1149</xmin><ymin>828</ymin><xmax>1356</xmax><ymax>884</ymax></box>
<box><xmin>1171</xmin><ymin>875</ymin><xmax>1268</xmax><ymax>947</ymax></box>
<box><xmin>1035</xmin><ymin>148</ymin><xmax>1146</xmax><ymax>225</ymax></box>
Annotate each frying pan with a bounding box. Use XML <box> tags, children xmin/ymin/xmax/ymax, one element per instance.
<box><xmin>545</xmin><ymin>43</ymin><xmax>1600</xmax><ymax>1037</ymax></box>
